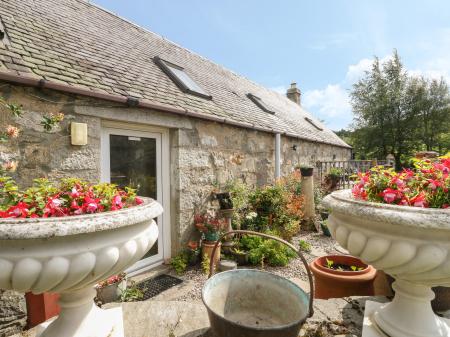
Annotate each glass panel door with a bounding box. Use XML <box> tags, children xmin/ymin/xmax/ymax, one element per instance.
<box><xmin>101</xmin><ymin>128</ymin><xmax>163</xmax><ymax>267</ymax></box>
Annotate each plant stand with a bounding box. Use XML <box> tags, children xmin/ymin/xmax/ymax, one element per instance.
<box><xmin>35</xmin><ymin>288</ymin><xmax>124</xmax><ymax>337</ymax></box>
<box><xmin>218</xmin><ymin>209</ymin><xmax>235</xmax><ymax>253</ymax></box>
<box><xmin>363</xmin><ymin>280</ymin><xmax>450</xmax><ymax>337</ymax></box>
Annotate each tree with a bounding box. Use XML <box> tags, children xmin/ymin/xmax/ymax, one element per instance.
<box><xmin>349</xmin><ymin>50</ymin><xmax>450</xmax><ymax>169</ymax></box>
<box><xmin>408</xmin><ymin>77</ymin><xmax>450</xmax><ymax>152</ymax></box>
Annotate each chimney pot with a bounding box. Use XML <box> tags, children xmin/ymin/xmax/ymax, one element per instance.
<box><xmin>286</xmin><ymin>82</ymin><xmax>301</xmax><ymax>105</ymax></box>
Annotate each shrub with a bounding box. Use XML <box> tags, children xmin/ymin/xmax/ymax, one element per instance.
<box><xmin>299</xmin><ymin>239</ymin><xmax>312</xmax><ymax>253</ymax></box>
<box><xmin>240</xmin><ymin>235</ymin><xmax>296</xmax><ymax>267</ymax></box>
<box><xmin>171</xmin><ymin>252</ymin><xmax>189</xmax><ymax>275</ymax></box>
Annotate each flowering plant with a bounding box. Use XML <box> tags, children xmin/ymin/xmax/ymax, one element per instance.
<box><xmin>95</xmin><ymin>272</ymin><xmax>126</xmax><ymax>289</ymax></box>
<box><xmin>0</xmin><ymin>177</ymin><xmax>143</xmax><ymax>218</ymax></box>
<box><xmin>194</xmin><ymin>213</ymin><xmax>224</xmax><ymax>234</ymax></box>
<box><xmin>352</xmin><ymin>155</ymin><xmax>450</xmax><ymax>209</ymax></box>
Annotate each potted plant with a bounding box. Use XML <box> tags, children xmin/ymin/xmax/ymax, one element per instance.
<box><xmin>323</xmin><ymin>167</ymin><xmax>343</xmax><ymax>191</ymax></box>
<box><xmin>309</xmin><ymin>254</ymin><xmax>376</xmax><ymax>299</ymax></box>
<box><xmin>95</xmin><ymin>273</ymin><xmax>127</xmax><ymax>304</ymax></box>
<box><xmin>0</xmin><ymin>178</ymin><xmax>162</xmax><ymax>337</ymax></box>
<box><xmin>299</xmin><ymin>165</ymin><xmax>314</xmax><ymax>177</ymax></box>
<box><xmin>322</xmin><ymin>156</ymin><xmax>450</xmax><ymax>337</ymax></box>
<box><xmin>215</xmin><ymin>192</ymin><xmax>234</xmax><ymax>210</ymax></box>
<box><xmin>187</xmin><ymin>241</ymin><xmax>201</xmax><ymax>265</ymax></box>
<box><xmin>320</xmin><ymin>219</ymin><xmax>331</xmax><ymax>237</ymax></box>
<box><xmin>195</xmin><ymin>213</ymin><xmax>223</xmax><ymax>242</ymax></box>
<box><xmin>230</xmin><ymin>247</ymin><xmax>249</xmax><ymax>266</ymax></box>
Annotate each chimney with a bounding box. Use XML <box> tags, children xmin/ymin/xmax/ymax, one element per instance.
<box><xmin>286</xmin><ymin>82</ymin><xmax>301</xmax><ymax>105</ymax></box>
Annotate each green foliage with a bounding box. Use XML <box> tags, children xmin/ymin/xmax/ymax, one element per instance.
<box><xmin>299</xmin><ymin>239</ymin><xmax>311</xmax><ymax>253</ymax></box>
<box><xmin>349</xmin><ymin>50</ymin><xmax>450</xmax><ymax>166</ymax></box>
<box><xmin>240</xmin><ymin>235</ymin><xmax>296</xmax><ymax>267</ymax></box>
<box><xmin>201</xmin><ymin>254</ymin><xmax>210</xmax><ymax>275</ymax></box>
<box><xmin>120</xmin><ymin>281</ymin><xmax>144</xmax><ymax>302</ymax></box>
<box><xmin>171</xmin><ymin>252</ymin><xmax>189</xmax><ymax>275</ymax></box>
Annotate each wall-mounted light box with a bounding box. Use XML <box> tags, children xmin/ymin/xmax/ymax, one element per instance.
<box><xmin>71</xmin><ymin>122</ymin><xmax>88</xmax><ymax>146</ymax></box>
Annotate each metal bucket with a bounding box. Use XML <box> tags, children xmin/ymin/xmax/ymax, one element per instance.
<box><xmin>202</xmin><ymin>230</ymin><xmax>314</xmax><ymax>337</ymax></box>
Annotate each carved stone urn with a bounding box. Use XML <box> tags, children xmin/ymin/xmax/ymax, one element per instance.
<box><xmin>0</xmin><ymin>197</ymin><xmax>162</xmax><ymax>337</ymax></box>
<box><xmin>323</xmin><ymin>190</ymin><xmax>450</xmax><ymax>337</ymax></box>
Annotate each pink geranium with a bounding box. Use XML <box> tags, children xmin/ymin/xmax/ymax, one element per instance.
<box><xmin>352</xmin><ymin>155</ymin><xmax>450</xmax><ymax>209</ymax></box>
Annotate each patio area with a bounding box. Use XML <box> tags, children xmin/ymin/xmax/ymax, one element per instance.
<box><xmin>13</xmin><ymin>230</ymin><xmax>389</xmax><ymax>337</ymax></box>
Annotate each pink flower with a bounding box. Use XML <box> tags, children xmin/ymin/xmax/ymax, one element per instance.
<box><xmin>135</xmin><ymin>197</ymin><xmax>143</xmax><ymax>205</ymax></box>
<box><xmin>427</xmin><ymin>179</ymin><xmax>441</xmax><ymax>190</ymax></box>
<box><xmin>382</xmin><ymin>188</ymin><xmax>401</xmax><ymax>204</ymax></box>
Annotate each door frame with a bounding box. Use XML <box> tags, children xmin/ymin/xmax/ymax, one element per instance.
<box><xmin>100</xmin><ymin>120</ymin><xmax>171</xmax><ymax>275</ymax></box>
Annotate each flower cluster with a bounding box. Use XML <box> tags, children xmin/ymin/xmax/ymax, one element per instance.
<box><xmin>95</xmin><ymin>272</ymin><xmax>126</xmax><ymax>289</ymax></box>
<box><xmin>0</xmin><ymin>178</ymin><xmax>143</xmax><ymax>218</ymax></box>
<box><xmin>352</xmin><ymin>155</ymin><xmax>450</xmax><ymax>208</ymax></box>
<box><xmin>194</xmin><ymin>213</ymin><xmax>225</xmax><ymax>234</ymax></box>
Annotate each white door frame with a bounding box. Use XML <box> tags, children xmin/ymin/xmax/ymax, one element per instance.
<box><xmin>100</xmin><ymin>120</ymin><xmax>171</xmax><ymax>275</ymax></box>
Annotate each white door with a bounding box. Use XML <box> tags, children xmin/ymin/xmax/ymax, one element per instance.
<box><xmin>101</xmin><ymin>125</ymin><xmax>170</xmax><ymax>274</ymax></box>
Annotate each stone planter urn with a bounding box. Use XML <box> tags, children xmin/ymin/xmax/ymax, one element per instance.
<box><xmin>323</xmin><ymin>190</ymin><xmax>450</xmax><ymax>337</ymax></box>
<box><xmin>0</xmin><ymin>197</ymin><xmax>162</xmax><ymax>337</ymax></box>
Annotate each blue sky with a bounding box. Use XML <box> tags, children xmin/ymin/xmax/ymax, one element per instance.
<box><xmin>93</xmin><ymin>0</ymin><xmax>450</xmax><ymax>130</ymax></box>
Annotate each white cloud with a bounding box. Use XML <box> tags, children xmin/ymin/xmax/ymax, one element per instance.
<box><xmin>410</xmin><ymin>58</ymin><xmax>450</xmax><ymax>83</ymax></box>
<box><xmin>303</xmin><ymin>84</ymin><xmax>351</xmax><ymax>118</ymax></box>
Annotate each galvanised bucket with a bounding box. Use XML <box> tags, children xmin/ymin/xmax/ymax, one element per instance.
<box><xmin>202</xmin><ymin>230</ymin><xmax>314</xmax><ymax>337</ymax></box>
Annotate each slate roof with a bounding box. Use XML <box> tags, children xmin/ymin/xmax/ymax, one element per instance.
<box><xmin>0</xmin><ymin>0</ymin><xmax>350</xmax><ymax>148</ymax></box>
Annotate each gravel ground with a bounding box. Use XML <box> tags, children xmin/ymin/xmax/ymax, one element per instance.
<box><xmin>167</xmin><ymin>229</ymin><xmax>345</xmax><ymax>303</ymax></box>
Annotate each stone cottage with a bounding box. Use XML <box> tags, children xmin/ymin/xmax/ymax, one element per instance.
<box><xmin>0</xmin><ymin>0</ymin><xmax>351</xmax><ymax>275</ymax></box>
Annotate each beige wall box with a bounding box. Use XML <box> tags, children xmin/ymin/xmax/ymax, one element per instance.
<box><xmin>71</xmin><ymin>122</ymin><xmax>88</xmax><ymax>145</ymax></box>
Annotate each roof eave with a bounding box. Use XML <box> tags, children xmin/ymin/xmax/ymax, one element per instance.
<box><xmin>0</xmin><ymin>71</ymin><xmax>352</xmax><ymax>149</ymax></box>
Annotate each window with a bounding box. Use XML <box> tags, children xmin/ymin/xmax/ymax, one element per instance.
<box><xmin>247</xmin><ymin>93</ymin><xmax>276</xmax><ymax>114</ymax></box>
<box><xmin>304</xmin><ymin>117</ymin><xmax>323</xmax><ymax>131</ymax></box>
<box><xmin>154</xmin><ymin>56</ymin><xmax>211</xmax><ymax>99</ymax></box>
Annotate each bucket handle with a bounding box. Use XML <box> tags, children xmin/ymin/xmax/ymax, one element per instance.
<box><xmin>207</xmin><ymin>230</ymin><xmax>314</xmax><ymax>318</ymax></box>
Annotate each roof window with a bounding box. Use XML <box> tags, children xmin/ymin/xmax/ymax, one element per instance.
<box><xmin>304</xmin><ymin>117</ymin><xmax>323</xmax><ymax>131</ymax></box>
<box><xmin>247</xmin><ymin>93</ymin><xmax>276</xmax><ymax>114</ymax></box>
<box><xmin>154</xmin><ymin>56</ymin><xmax>211</xmax><ymax>99</ymax></box>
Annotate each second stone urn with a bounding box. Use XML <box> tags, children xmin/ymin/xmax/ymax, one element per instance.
<box><xmin>323</xmin><ymin>190</ymin><xmax>450</xmax><ymax>337</ymax></box>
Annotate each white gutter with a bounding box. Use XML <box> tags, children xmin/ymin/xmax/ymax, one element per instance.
<box><xmin>275</xmin><ymin>133</ymin><xmax>281</xmax><ymax>179</ymax></box>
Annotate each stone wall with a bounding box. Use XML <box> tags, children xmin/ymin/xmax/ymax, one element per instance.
<box><xmin>170</xmin><ymin>119</ymin><xmax>350</xmax><ymax>252</ymax></box>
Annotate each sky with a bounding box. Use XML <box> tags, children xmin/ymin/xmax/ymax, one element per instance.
<box><xmin>93</xmin><ymin>0</ymin><xmax>450</xmax><ymax>131</ymax></box>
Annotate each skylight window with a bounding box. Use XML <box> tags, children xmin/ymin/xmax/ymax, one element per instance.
<box><xmin>304</xmin><ymin>117</ymin><xmax>323</xmax><ymax>131</ymax></box>
<box><xmin>247</xmin><ymin>93</ymin><xmax>276</xmax><ymax>114</ymax></box>
<box><xmin>154</xmin><ymin>56</ymin><xmax>211</xmax><ymax>99</ymax></box>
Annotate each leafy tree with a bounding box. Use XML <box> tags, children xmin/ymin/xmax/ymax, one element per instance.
<box><xmin>349</xmin><ymin>50</ymin><xmax>450</xmax><ymax>169</ymax></box>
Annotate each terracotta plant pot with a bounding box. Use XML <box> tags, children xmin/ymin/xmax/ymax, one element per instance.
<box><xmin>310</xmin><ymin>255</ymin><xmax>377</xmax><ymax>299</ymax></box>
<box><xmin>202</xmin><ymin>241</ymin><xmax>221</xmax><ymax>268</ymax></box>
<box><xmin>25</xmin><ymin>292</ymin><xmax>60</xmax><ymax>328</ymax></box>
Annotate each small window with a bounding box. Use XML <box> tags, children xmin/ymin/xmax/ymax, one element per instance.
<box><xmin>154</xmin><ymin>56</ymin><xmax>211</xmax><ymax>99</ymax></box>
<box><xmin>247</xmin><ymin>93</ymin><xmax>276</xmax><ymax>114</ymax></box>
<box><xmin>304</xmin><ymin>117</ymin><xmax>323</xmax><ymax>131</ymax></box>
